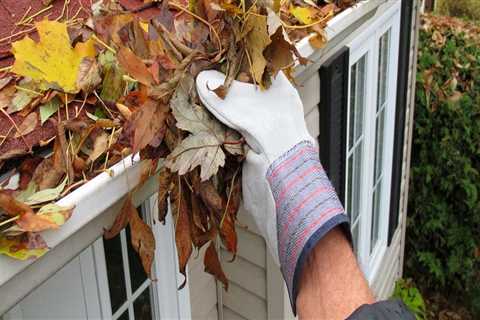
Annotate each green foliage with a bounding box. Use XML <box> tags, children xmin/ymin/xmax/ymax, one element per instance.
<box><xmin>407</xmin><ymin>16</ymin><xmax>480</xmax><ymax>316</ymax></box>
<box><xmin>436</xmin><ymin>0</ymin><xmax>480</xmax><ymax>21</ymax></box>
<box><xmin>392</xmin><ymin>279</ymin><xmax>427</xmax><ymax>320</ymax></box>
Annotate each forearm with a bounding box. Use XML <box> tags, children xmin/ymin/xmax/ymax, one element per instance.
<box><xmin>296</xmin><ymin>227</ymin><xmax>374</xmax><ymax>319</ymax></box>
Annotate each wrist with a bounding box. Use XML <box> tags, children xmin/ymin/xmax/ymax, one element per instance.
<box><xmin>265</xmin><ymin>141</ymin><xmax>351</xmax><ymax>313</ymax></box>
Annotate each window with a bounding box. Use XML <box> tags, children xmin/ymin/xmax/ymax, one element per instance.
<box><xmin>345</xmin><ymin>8</ymin><xmax>400</xmax><ymax>280</ymax></box>
<box><xmin>92</xmin><ymin>196</ymin><xmax>192</xmax><ymax>320</ymax></box>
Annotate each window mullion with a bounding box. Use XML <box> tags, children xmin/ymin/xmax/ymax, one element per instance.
<box><xmin>119</xmin><ymin>230</ymin><xmax>134</xmax><ymax>319</ymax></box>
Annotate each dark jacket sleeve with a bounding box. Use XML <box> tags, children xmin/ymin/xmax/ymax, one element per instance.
<box><xmin>347</xmin><ymin>300</ymin><xmax>416</xmax><ymax>320</ymax></box>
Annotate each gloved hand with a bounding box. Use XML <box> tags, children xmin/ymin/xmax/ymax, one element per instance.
<box><xmin>196</xmin><ymin>70</ymin><xmax>350</xmax><ymax>312</ymax></box>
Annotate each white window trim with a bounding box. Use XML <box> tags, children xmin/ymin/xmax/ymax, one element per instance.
<box><xmin>346</xmin><ymin>1</ymin><xmax>401</xmax><ymax>281</ymax></box>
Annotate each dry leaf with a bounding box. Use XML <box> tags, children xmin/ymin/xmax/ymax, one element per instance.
<box><xmin>243</xmin><ymin>13</ymin><xmax>272</xmax><ymax>88</ymax></box>
<box><xmin>129</xmin><ymin>202</ymin><xmax>156</xmax><ymax>278</ymax></box>
<box><xmin>77</xmin><ymin>57</ymin><xmax>102</xmax><ymax>93</ymax></box>
<box><xmin>11</xmin><ymin>20</ymin><xmax>95</xmax><ymax>93</ymax></box>
<box><xmin>158</xmin><ymin>167</ymin><xmax>173</xmax><ymax>223</ymax></box>
<box><xmin>130</xmin><ymin>99</ymin><xmax>169</xmax><ymax>153</ymax></box>
<box><xmin>204</xmin><ymin>241</ymin><xmax>228</xmax><ymax>289</ymax></box>
<box><xmin>88</xmin><ymin>131</ymin><xmax>110</xmax><ymax>164</ymax></box>
<box><xmin>0</xmin><ymin>191</ymin><xmax>33</xmax><ymax>217</ymax></box>
<box><xmin>14</xmin><ymin>113</ymin><xmax>38</xmax><ymax>138</ymax></box>
<box><xmin>0</xmin><ymin>234</ymin><xmax>48</xmax><ymax>260</ymax></box>
<box><xmin>172</xmin><ymin>182</ymin><xmax>192</xmax><ymax>289</ymax></box>
<box><xmin>117</xmin><ymin>47</ymin><xmax>154</xmax><ymax>86</ymax></box>
<box><xmin>105</xmin><ymin>195</ymin><xmax>134</xmax><ymax>239</ymax></box>
<box><xmin>165</xmin><ymin>132</ymin><xmax>225</xmax><ymax>181</ymax></box>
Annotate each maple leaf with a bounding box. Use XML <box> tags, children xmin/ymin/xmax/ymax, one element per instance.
<box><xmin>11</xmin><ymin>20</ymin><xmax>96</xmax><ymax>93</ymax></box>
<box><xmin>242</xmin><ymin>13</ymin><xmax>272</xmax><ymax>88</ymax></box>
<box><xmin>166</xmin><ymin>132</ymin><xmax>225</xmax><ymax>181</ymax></box>
<box><xmin>289</xmin><ymin>5</ymin><xmax>317</xmax><ymax>25</ymax></box>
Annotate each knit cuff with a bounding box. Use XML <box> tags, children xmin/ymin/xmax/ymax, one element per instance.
<box><xmin>266</xmin><ymin>141</ymin><xmax>350</xmax><ymax>314</ymax></box>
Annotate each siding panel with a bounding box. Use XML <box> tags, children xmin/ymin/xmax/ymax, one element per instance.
<box><xmin>222</xmin><ymin>283</ymin><xmax>267</xmax><ymax>320</ymax></box>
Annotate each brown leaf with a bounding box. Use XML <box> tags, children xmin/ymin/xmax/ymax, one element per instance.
<box><xmin>18</xmin><ymin>157</ymin><xmax>43</xmax><ymax>190</ymax></box>
<box><xmin>220</xmin><ymin>176</ymin><xmax>241</xmax><ymax>255</ymax></box>
<box><xmin>171</xmin><ymin>181</ymin><xmax>192</xmax><ymax>289</ymax></box>
<box><xmin>129</xmin><ymin>202</ymin><xmax>156</xmax><ymax>278</ymax></box>
<box><xmin>77</xmin><ymin>57</ymin><xmax>102</xmax><ymax>93</ymax></box>
<box><xmin>87</xmin><ymin>131</ymin><xmax>109</xmax><ymax>164</ymax></box>
<box><xmin>204</xmin><ymin>241</ymin><xmax>228</xmax><ymax>290</ymax></box>
<box><xmin>264</xmin><ymin>28</ymin><xmax>294</xmax><ymax>77</ymax></box>
<box><xmin>130</xmin><ymin>99</ymin><xmax>169</xmax><ymax>153</ymax></box>
<box><xmin>242</xmin><ymin>12</ymin><xmax>272</xmax><ymax>88</ymax></box>
<box><xmin>14</xmin><ymin>113</ymin><xmax>38</xmax><ymax>138</ymax></box>
<box><xmin>104</xmin><ymin>195</ymin><xmax>134</xmax><ymax>239</ymax></box>
<box><xmin>0</xmin><ymin>84</ymin><xmax>16</xmax><ymax>109</ymax></box>
<box><xmin>200</xmin><ymin>180</ymin><xmax>223</xmax><ymax>213</ymax></box>
<box><xmin>117</xmin><ymin>47</ymin><xmax>154</xmax><ymax>86</ymax></box>
<box><xmin>0</xmin><ymin>191</ymin><xmax>32</xmax><ymax>217</ymax></box>
<box><xmin>16</xmin><ymin>211</ymin><xmax>59</xmax><ymax>232</ymax></box>
<box><xmin>158</xmin><ymin>167</ymin><xmax>173</xmax><ymax>223</ymax></box>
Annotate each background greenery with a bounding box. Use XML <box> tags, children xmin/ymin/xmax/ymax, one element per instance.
<box><xmin>406</xmin><ymin>15</ymin><xmax>480</xmax><ymax>318</ymax></box>
<box><xmin>436</xmin><ymin>0</ymin><xmax>480</xmax><ymax>21</ymax></box>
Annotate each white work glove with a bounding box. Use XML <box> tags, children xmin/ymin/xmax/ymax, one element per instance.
<box><xmin>196</xmin><ymin>70</ymin><xmax>350</xmax><ymax>313</ymax></box>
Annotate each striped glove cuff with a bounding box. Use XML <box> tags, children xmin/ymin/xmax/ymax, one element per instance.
<box><xmin>266</xmin><ymin>141</ymin><xmax>351</xmax><ymax>313</ymax></box>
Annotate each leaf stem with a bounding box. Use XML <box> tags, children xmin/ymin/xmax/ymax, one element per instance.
<box><xmin>0</xmin><ymin>215</ymin><xmax>20</xmax><ymax>228</ymax></box>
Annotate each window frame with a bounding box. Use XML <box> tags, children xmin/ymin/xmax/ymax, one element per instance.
<box><xmin>345</xmin><ymin>3</ymin><xmax>401</xmax><ymax>281</ymax></box>
<box><xmin>92</xmin><ymin>194</ymin><xmax>192</xmax><ymax>320</ymax></box>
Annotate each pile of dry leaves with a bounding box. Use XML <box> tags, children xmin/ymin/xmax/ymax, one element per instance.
<box><xmin>0</xmin><ymin>0</ymin><xmax>354</xmax><ymax>287</ymax></box>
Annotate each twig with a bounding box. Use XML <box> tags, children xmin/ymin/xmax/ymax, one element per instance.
<box><xmin>0</xmin><ymin>66</ymin><xmax>12</xmax><ymax>73</ymax></box>
<box><xmin>0</xmin><ymin>27</ymin><xmax>36</xmax><ymax>44</ymax></box>
<box><xmin>169</xmin><ymin>2</ymin><xmax>223</xmax><ymax>54</ymax></box>
<box><xmin>16</xmin><ymin>5</ymin><xmax>53</xmax><ymax>26</ymax></box>
<box><xmin>93</xmin><ymin>90</ymin><xmax>115</xmax><ymax>119</ymax></box>
<box><xmin>220</xmin><ymin>167</ymin><xmax>240</xmax><ymax>228</ymax></box>
<box><xmin>0</xmin><ymin>215</ymin><xmax>20</xmax><ymax>228</ymax></box>
<box><xmin>0</xmin><ymin>126</ymin><xmax>14</xmax><ymax>148</ymax></box>
<box><xmin>15</xmin><ymin>86</ymin><xmax>43</xmax><ymax>96</ymax></box>
<box><xmin>91</xmin><ymin>34</ymin><xmax>116</xmax><ymax>54</ymax></box>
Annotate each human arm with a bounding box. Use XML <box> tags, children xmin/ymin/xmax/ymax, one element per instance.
<box><xmin>195</xmin><ymin>70</ymin><xmax>415</xmax><ymax>319</ymax></box>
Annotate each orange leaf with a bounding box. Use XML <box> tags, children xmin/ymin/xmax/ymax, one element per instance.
<box><xmin>172</xmin><ymin>181</ymin><xmax>192</xmax><ymax>289</ymax></box>
<box><xmin>129</xmin><ymin>203</ymin><xmax>156</xmax><ymax>278</ymax></box>
<box><xmin>17</xmin><ymin>211</ymin><xmax>59</xmax><ymax>232</ymax></box>
<box><xmin>117</xmin><ymin>47</ymin><xmax>154</xmax><ymax>86</ymax></box>
<box><xmin>104</xmin><ymin>195</ymin><xmax>134</xmax><ymax>239</ymax></box>
<box><xmin>130</xmin><ymin>99</ymin><xmax>169</xmax><ymax>153</ymax></box>
<box><xmin>157</xmin><ymin>167</ymin><xmax>173</xmax><ymax>224</ymax></box>
<box><xmin>204</xmin><ymin>241</ymin><xmax>228</xmax><ymax>290</ymax></box>
<box><xmin>0</xmin><ymin>191</ymin><xmax>32</xmax><ymax>217</ymax></box>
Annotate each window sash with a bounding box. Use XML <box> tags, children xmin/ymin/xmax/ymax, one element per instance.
<box><xmin>345</xmin><ymin>7</ymin><xmax>401</xmax><ymax>280</ymax></box>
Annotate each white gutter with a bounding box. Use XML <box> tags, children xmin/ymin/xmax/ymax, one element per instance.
<box><xmin>0</xmin><ymin>0</ymin><xmax>385</xmax><ymax>314</ymax></box>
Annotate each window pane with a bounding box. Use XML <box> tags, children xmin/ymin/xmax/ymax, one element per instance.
<box><xmin>346</xmin><ymin>155</ymin><xmax>353</xmax><ymax>219</ymax></box>
<box><xmin>370</xmin><ymin>182</ymin><xmax>382</xmax><ymax>254</ymax></box>
<box><xmin>349</xmin><ymin>63</ymin><xmax>357</xmax><ymax>150</ymax></box>
<box><xmin>374</xmin><ymin>109</ymin><xmax>385</xmax><ymax>181</ymax></box>
<box><xmin>353</xmin><ymin>144</ymin><xmax>363</xmax><ymax>222</ymax></box>
<box><xmin>352</xmin><ymin>222</ymin><xmax>359</xmax><ymax>252</ymax></box>
<box><xmin>134</xmin><ymin>288</ymin><xmax>152</xmax><ymax>320</ymax></box>
<box><xmin>127</xmin><ymin>224</ymin><xmax>148</xmax><ymax>292</ymax></box>
<box><xmin>355</xmin><ymin>56</ymin><xmax>366</xmax><ymax>143</ymax></box>
<box><xmin>104</xmin><ymin>233</ymin><xmax>127</xmax><ymax>314</ymax></box>
<box><xmin>117</xmin><ymin>310</ymin><xmax>130</xmax><ymax>320</ymax></box>
<box><xmin>377</xmin><ymin>30</ymin><xmax>391</xmax><ymax>110</ymax></box>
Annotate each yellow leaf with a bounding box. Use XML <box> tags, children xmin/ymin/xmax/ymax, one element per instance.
<box><xmin>0</xmin><ymin>236</ymin><xmax>47</xmax><ymax>261</ymax></box>
<box><xmin>242</xmin><ymin>13</ymin><xmax>272</xmax><ymax>88</ymax></box>
<box><xmin>289</xmin><ymin>5</ymin><xmax>316</xmax><ymax>25</ymax></box>
<box><xmin>11</xmin><ymin>20</ymin><xmax>96</xmax><ymax>93</ymax></box>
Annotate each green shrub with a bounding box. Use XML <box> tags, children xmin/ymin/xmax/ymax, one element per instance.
<box><xmin>392</xmin><ymin>279</ymin><xmax>427</xmax><ymax>320</ymax></box>
<box><xmin>406</xmin><ymin>15</ymin><xmax>480</xmax><ymax>316</ymax></box>
<box><xmin>436</xmin><ymin>0</ymin><xmax>480</xmax><ymax>21</ymax></box>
